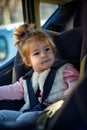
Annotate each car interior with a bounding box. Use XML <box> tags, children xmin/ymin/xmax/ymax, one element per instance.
<box><xmin>0</xmin><ymin>0</ymin><xmax>87</xmax><ymax>129</ymax></box>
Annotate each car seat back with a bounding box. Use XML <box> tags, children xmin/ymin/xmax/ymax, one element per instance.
<box><xmin>53</xmin><ymin>28</ymin><xmax>82</xmax><ymax>70</ymax></box>
<box><xmin>12</xmin><ymin>52</ymin><xmax>31</xmax><ymax>82</ymax></box>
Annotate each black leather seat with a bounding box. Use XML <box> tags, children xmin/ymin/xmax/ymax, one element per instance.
<box><xmin>53</xmin><ymin>28</ymin><xmax>82</xmax><ymax>70</ymax></box>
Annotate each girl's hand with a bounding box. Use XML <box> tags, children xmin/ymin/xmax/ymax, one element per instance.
<box><xmin>62</xmin><ymin>65</ymin><xmax>79</xmax><ymax>99</ymax></box>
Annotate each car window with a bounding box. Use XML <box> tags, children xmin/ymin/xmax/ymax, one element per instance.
<box><xmin>40</xmin><ymin>3</ymin><xmax>58</xmax><ymax>26</ymax></box>
<box><xmin>0</xmin><ymin>0</ymin><xmax>24</xmax><ymax>66</ymax></box>
<box><xmin>0</xmin><ymin>36</ymin><xmax>8</xmax><ymax>61</ymax></box>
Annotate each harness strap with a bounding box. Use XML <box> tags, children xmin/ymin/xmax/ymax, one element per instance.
<box><xmin>26</xmin><ymin>68</ymin><xmax>57</xmax><ymax>110</ymax></box>
<box><xmin>26</xmin><ymin>60</ymin><xmax>68</xmax><ymax>110</ymax></box>
<box><xmin>26</xmin><ymin>78</ymin><xmax>37</xmax><ymax>109</ymax></box>
<box><xmin>42</xmin><ymin>68</ymin><xmax>57</xmax><ymax>103</ymax></box>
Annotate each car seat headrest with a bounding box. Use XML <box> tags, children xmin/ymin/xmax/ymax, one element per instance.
<box><xmin>52</xmin><ymin>28</ymin><xmax>82</xmax><ymax>69</ymax></box>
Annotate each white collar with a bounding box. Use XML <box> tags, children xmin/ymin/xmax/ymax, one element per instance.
<box><xmin>31</xmin><ymin>69</ymin><xmax>50</xmax><ymax>92</ymax></box>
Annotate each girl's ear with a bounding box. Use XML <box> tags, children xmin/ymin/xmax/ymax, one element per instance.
<box><xmin>23</xmin><ymin>58</ymin><xmax>32</xmax><ymax>67</ymax></box>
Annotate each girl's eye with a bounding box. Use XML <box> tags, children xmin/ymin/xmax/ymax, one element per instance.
<box><xmin>45</xmin><ymin>47</ymin><xmax>51</xmax><ymax>51</ymax></box>
<box><xmin>33</xmin><ymin>52</ymin><xmax>40</xmax><ymax>56</ymax></box>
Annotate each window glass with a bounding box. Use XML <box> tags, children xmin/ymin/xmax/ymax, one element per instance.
<box><xmin>0</xmin><ymin>37</ymin><xmax>8</xmax><ymax>60</ymax></box>
<box><xmin>40</xmin><ymin>3</ymin><xmax>58</xmax><ymax>26</ymax></box>
<box><xmin>0</xmin><ymin>0</ymin><xmax>23</xmax><ymax>66</ymax></box>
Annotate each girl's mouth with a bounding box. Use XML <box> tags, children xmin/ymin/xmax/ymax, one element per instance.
<box><xmin>41</xmin><ymin>59</ymin><xmax>51</xmax><ymax>64</ymax></box>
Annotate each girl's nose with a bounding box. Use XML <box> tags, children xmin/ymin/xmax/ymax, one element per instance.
<box><xmin>41</xmin><ymin>51</ymin><xmax>46</xmax><ymax>57</ymax></box>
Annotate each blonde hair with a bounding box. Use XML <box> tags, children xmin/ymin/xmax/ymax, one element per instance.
<box><xmin>14</xmin><ymin>23</ymin><xmax>58</xmax><ymax>62</ymax></box>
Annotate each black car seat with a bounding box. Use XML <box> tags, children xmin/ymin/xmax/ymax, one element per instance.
<box><xmin>0</xmin><ymin>28</ymin><xmax>83</xmax><ymax>130</ymax></box>
<box><xmin>53</xmin><ymin>28</ymin><xmax>82</xmax><ymax>70</ymax></box>
<box><xmin>12</xmin><ymin>28</ymin><xmax>82</xmax><ymax>83</ymax></box>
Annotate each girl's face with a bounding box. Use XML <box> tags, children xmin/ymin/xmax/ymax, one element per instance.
<box><xmin>27</xmin><ymin>40</ymin><xmax>55</xmax><ymax>73</ymax></box>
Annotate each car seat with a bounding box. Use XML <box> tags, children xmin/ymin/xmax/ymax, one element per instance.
<box><xmin>53</xmin><ymin>28</ymin><xmax>82</xmax><ymax>70</ymax></box>
<box><xmin>12</xmin><ymin>28</ymin><xmax>82</xmax><ymax>83</ymax></box>
<box><xmin>0</xmin><ymin>28</ymin><xmax>83</xmax><ymax>130</ymax></box>
<box><xmin>12</xmin><ymin>51</ymin><xmax>31</xmax><ymax>83</ymax></box>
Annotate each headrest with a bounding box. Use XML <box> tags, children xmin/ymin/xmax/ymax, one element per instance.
<box><xmin>52</xmin><ymin>28</ymin><xmax>83</xmax><ymax>70</ymax></box>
